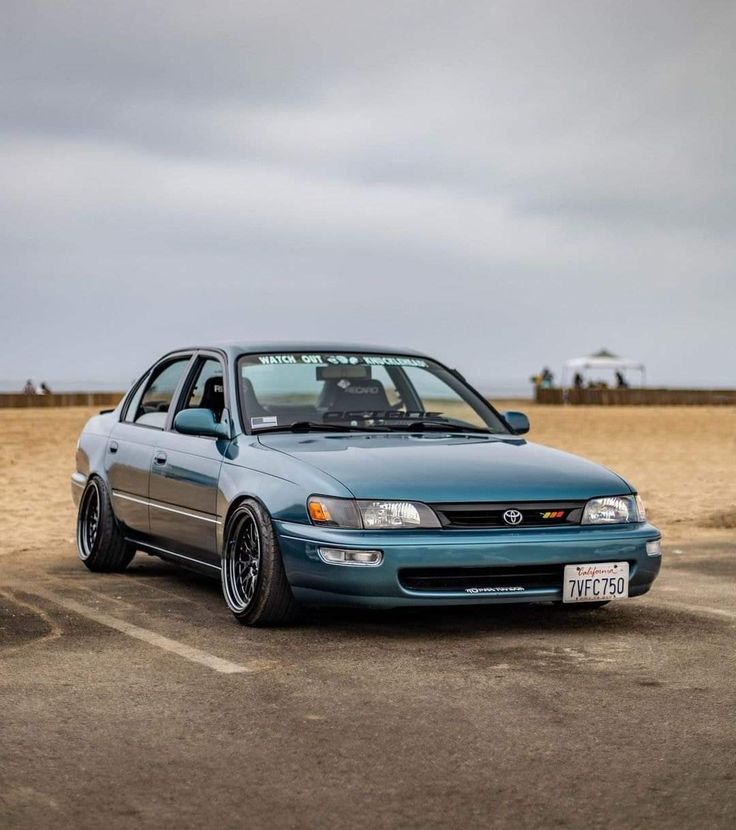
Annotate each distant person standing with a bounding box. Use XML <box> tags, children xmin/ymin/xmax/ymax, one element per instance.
<box><xmin>573</xmin><ymin>372</ymin><xmax>584</xmax><ymax>389</ymax></box>
<box><xmin>22</xmin><ymin>379</ymin><xmax>36</xmax><ymax>394</ymax></box>
<box><xmin>39</xmin><ymin>381</ymin><xmax>52</xmax><ymax>395</ymax></box>
<box><xmin>540</xmin><ymin>367</ymin><xmax>554</xmax><ymax>389</ymax></box>
<box><xmin>615</xmin><ymin>371</ymin><xmax>628</xmax><ymax>389</ymax></box>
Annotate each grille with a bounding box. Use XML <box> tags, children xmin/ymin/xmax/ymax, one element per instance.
<box><xmin>399</xmin><ymin>564</ymin><xmax>564</xmax><ymax>593</ymax></box>
<box><xmin>431</xmin><ymin>501</ymin><xmax>585</xmax><ymax>528</ymax></box>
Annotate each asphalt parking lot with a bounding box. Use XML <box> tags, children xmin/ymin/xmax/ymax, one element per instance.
<box><xmin>2</xmin><ymin>541</ymin><xmax>735</xmax><ymax>830</ymax></box>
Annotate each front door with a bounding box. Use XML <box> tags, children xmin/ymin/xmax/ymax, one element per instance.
<box><xmin>148</xmin><ymin>356</ymin><xmax>229</xmax><ymax>566</ymax></box>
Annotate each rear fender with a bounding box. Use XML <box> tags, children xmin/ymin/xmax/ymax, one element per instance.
<box><xmin>73</xmin><ymin>412</ymin><xmax>118</xmax><ymax>501</ymax></box>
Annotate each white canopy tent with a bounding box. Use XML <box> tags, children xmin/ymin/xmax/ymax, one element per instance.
<box><xmin>562</xmin><ymin>349</ymin><xmax>646</xmax><ymax>388</ymax></box>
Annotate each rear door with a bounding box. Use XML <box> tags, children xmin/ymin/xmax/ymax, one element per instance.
<box><xmin>106</xmin><ymin>354</ymin><xmax>194</xmax><ymax>534</ymax></box>
<box><xmin>148</xmin><ymin>353</ymin><xmax>230</xmax><ymax>566</ymax></box>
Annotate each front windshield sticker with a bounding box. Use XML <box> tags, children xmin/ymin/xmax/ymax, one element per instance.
<box><xmin>257</xmin><ymin>355</ymin><xmax>310</xmax><ymax>364</ymax></box>
<box><xmin>254</xmin><ymin>354</ymin><xmax>427</xmax><ymax>368</ymax></box>
<box><xmin>251</xmin><ymin>416</ymin><xmax>278</xmax><ymax>428</ymax></box>
<box><xmin>361</xmin><ymin>356</ymin><xmax>427</xmax><ymax>367</ymax></box>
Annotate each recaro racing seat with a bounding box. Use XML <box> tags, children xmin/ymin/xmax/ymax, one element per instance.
<box><xmin>320</xmin><ymin>379</ymin><xmax>391</xmax><ymax>412</ymax></box>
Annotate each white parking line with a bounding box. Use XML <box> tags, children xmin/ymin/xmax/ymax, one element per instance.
<box><xmin>6</xmin><ymin>584</ymin><xmax>259</xmax><ymax>674</ymax></box>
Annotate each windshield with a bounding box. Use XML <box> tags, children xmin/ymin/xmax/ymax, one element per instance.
<box><xmin>237</xmin><ymin>352</ymin><xmax>508</xmax><ymax>434</ymax></box>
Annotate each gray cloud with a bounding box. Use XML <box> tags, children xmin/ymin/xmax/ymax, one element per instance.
<box><xmin>1</xmin><ymin>0</ymin><xmax>734</xmax><ymax>391</ymax></box>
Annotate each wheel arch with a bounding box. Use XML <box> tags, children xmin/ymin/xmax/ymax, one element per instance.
<box><xmin>76</xmin><ymin>430</ymin><xmax>112</xmax><ymax>486</ymax></box>
<box><xmin>222</xmin><ymin>493</ymin><xmax>274</xmax><ymax>540</ymax></box>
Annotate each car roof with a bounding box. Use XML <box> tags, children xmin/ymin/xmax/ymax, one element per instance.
<box><xmin>170</xmin><ymin>342</ymin><xmax>431</xmax><ymax>359</ymax></box>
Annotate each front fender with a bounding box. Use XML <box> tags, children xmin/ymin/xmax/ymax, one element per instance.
<box><xmin>215</xmin><ymin>435</ymin><xmax>353</xmax><ymax>553</ymax></box>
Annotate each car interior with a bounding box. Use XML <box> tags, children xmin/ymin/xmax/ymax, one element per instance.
<box><xmin>239</xmin><ymin>363</ymin><xmax>414</xmax><ymax>427</ymax></box>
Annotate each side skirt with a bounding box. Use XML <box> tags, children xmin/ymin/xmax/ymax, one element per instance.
<box><xmin>125</xmin><ymin>535</ymin><xmax>221</xmax><ymax>579</ymax></box>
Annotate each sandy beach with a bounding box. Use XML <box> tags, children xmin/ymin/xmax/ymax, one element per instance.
<box><xmin>1</xmin><ymin>404</ymin><xmax>733</xmax><ymax>554</ymax></box>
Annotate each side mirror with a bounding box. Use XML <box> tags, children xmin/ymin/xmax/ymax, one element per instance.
<box><xmin>503</xmin><ymin>410</ymin><xmax>530</xmax><ymax>435</ymax></box>
<box><xmin>174</xmin><ymin>408</ymin><xmax>230</xmax><ymax>439</ymax></box>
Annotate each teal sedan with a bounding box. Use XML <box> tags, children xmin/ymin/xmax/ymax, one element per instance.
<box><xmin>72</xmin><ymin>343</ymin><xmax>661</xmax><ymax>625</ymax></box>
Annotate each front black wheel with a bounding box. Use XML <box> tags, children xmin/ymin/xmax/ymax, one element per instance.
<box><xmin>76</xmin><ymin>477</ymin><xmax>135</xmax><ymax>572</ymax></box>
<box><xmin>221</xmin><ymin>500</ymin><xmax>299</xmax><ymax>626</ymax></box>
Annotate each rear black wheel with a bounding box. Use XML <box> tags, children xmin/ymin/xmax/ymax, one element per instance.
<box><xmin>221</xmin><ymin>500</ymin><xmax>299</xmax><ymax>626</ymax></box>
<box><xmin>76</xmin><ymin>477</ymin><xmax>135</xmax><ymax>572</ymax></box>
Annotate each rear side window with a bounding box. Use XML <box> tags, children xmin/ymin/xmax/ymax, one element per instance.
<box><xmin>126</xmin><ymin>357</ymin><xmax>191</xmax><ymax>428</ymax></box>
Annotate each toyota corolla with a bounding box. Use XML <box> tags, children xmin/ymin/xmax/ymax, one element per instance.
<box><xmin>72</xmin><ymin>343</ymin><xmax>661</xmax><ymax>625</ymax></box>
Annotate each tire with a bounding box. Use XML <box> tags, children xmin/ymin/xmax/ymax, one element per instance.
<box><xmin>221</xmin><ymin>500</ymin><xmax>299</xmax><ymax>626</ymax></box>
<box><xmin>76</xmin><ymin>477</ymin><xmax>135</xmax><ymax>572</ymax></box>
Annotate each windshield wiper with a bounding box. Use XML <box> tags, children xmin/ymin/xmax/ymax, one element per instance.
<box><xmin>253</xmin><ymin>421</ymin><xmax>388</xmax><ymax>435</ymax></box>
<box><xmin>387</xmin><ymin>420</ymin><xmax>493</xmax><ymax>434</ymax></box>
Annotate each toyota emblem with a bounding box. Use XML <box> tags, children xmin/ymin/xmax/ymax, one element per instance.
<box><xmin>503</xmin><ymin>509</ymin><xmax>523</xmax><ymax>526</ymax></box>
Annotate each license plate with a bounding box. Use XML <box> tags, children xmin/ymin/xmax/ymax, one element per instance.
<box><xmin>563</xmin><ymin>561</ymin><xmax>629</xmax><ymax>603</ymax></box>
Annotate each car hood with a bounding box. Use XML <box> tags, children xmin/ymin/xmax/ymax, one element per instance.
<box><xmin>257</xmin><ymin>433</ymin><xmax>630</xmax><ymax>502</ymax></box>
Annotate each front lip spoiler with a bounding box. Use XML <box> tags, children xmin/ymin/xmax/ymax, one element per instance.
<box><xmin>273</xmin><ymin>519</ymin><xmax>661</xmax><ymax>547</ymax></box>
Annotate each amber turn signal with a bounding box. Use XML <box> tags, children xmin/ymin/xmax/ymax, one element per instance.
<box><xmin>308</xmin><ymin>499</ymin><xmax>332</xmax><ymax>523</ymax></box>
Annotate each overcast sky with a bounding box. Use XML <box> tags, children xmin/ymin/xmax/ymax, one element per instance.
<box><xmin>1</xmin><ymin>0</ymin><xmax>733</xmax><ymax>391</ymax></box>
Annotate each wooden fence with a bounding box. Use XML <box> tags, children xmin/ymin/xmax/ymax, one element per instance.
<box><xmin>0</xmin><ymin>392</ymin><xmax>125</xmax><ymax>409</ymax></box>
<box><xmin>3</xmin><ymin>388</ymin><xmax>735</xmax><ymax>409</ymax></box>
<box><xmin>535</xmin><ymin>388</ymin><xmax>736</xmax><ymax>406</ymax></box>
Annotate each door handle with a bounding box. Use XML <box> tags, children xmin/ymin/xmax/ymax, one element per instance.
<box><xmin>109</xmin><ymin>440</ymin><xmax>118</xmax><ymax>454</ymax></box>
<box><xmin>154</xmin><ymin>451</ymin><xmax>167</xmax><ymax>465</ymax></box>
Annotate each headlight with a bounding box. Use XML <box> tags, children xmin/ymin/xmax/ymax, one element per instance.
<box><xmin>358</xmin><ymin>500</ymin><xmax>441</xmax><ymax>529</ymax></box>
<box><xmin>582</xmin><ymin>495</ymin><xmax>642</xmax><ymax>524</ymax></box>
<box><xmin>308</xmin><ymin>496</ymin><xmax>440</xmax><ymax>529</ymax></box>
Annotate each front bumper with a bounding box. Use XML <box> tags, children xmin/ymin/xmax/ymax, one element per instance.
<box><xmin>275</xmin><ymin>520</ymin><xmax>662</xmax><ymax>608</ymax></box>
